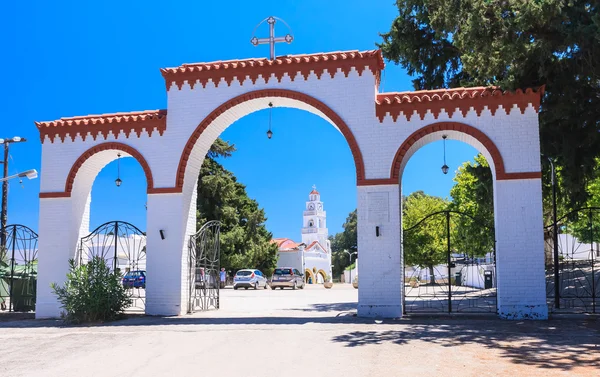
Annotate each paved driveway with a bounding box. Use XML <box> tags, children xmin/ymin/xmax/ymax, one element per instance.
<box><xmin>1</xmin><ymin>284</ymin><xmax>598</xmax><ymax>377</ymax></box>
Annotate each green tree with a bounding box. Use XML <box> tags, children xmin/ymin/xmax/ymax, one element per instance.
<box><xmin>564</xmin><ymin>158</ymin><xmax>600</xmax><ymax>245</ymax></box>
<box><xmin>197</xmin><ymin>139</ymin><xmax>278</xmax><ymax>276</ymax></box>
<box><xmin>51</xmin><ymin>258</ymin><xmax>131</xmax><ymax>324</ymax></box>
<box><xmin>402</xmin><ymin>191</ymin><xmax>450</xmax><ymax>284</ymax></box>
<box><xmin>379</xmin><ymin>0</ymin><xmax>600</xmax><ymax>207</ymax></box>
<box><xmin>330</xmin><ymin>209</ymin><xmax>358</xmax><ymax>277</ymax></box>
<box><xmin>449</xmin><ymin>154</ymin><xmax>495</xmax><ymax>257</ymax></box>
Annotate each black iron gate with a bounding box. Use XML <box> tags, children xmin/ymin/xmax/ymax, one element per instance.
<box><xmin>545</xmin><ymin>207</ymin><xmax>600</xmax><ymax>313</ymax></box>
<box><xmin>78</xmin><ymin>221</ymin><xmax>146</xmax><ymax>311</ymax></box>
<box><xmin>0</xmin><ymin>225</ymin><xmax>38</xmax><ymax>312</ymax></box>
<box><xmin>188</xmin><ymin>220</ymin><xmax>220</xmax><ymax>313</ymax></box>
<box><xmin>403</xmin><ymin>211</ymin><xmax>496</xmax><ymax>313</ymax></box>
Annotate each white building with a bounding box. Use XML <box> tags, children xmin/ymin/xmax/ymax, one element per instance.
<box><xmin>272</xmin><ymin>187</ymin><xmax>333</xmax><ymax>284</ymax></box>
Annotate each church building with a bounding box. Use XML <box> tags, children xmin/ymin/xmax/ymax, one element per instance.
<box><xmin>272</xmin><ymin>187</ymin><xmax>332</xmax><ymax>284</ymax></box>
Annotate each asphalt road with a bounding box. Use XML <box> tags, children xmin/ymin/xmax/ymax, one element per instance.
<box><xmin>1</xmin><ymin>285</ymin><xmax>598</xmax><ymax>377</ymax></box>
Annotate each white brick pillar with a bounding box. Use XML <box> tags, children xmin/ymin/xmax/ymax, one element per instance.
<box><xmin>145</xmin><ymin>190</ymin><xmax>195</xmax><ymax>316</ymax></box>
<box><xmin>494</xmin><ymin>178</ymin><xmax>548</xmax><ymax>319</ymax></box>
<box><xmin>356</xmin><ymin>184</ymin><xmax>403</xmax><ymax>318</ymax></box>
<box><xmin>36</xmin><ymin>198</ymin><xmax>78</xmax><ymax>318</ymax></box>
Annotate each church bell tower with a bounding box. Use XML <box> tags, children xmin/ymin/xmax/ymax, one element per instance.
<box><xmin>301</xmin><ymin>186</ymin><xmax>329</xmax><ymax>250</ymax></box>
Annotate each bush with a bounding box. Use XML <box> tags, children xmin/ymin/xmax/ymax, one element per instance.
<box><xmin>51</xmin><ymin>258</ymin><xmax>131</xmax><ymax>324</ymax></box>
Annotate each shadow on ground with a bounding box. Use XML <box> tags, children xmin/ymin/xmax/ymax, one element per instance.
<box><xmin>288</xmin><ymin>302</ymin><xmax>357</xmax><ymax>313</ymax></box>
<box><xmin>331</xmin><ymin>317</ymin><xmax>600</xmax><ymax>372</ymax></box>
<box><xmin>2</xmin><ymin>303</ymin><xmax>599</xmax><ymax>372</ymax></box>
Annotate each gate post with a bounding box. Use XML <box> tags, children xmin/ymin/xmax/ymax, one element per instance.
<box><xmin>36</xmin><ymin>197</ymin><xmax>79</xmax><ymax>318</ymax></box>
<box><xmin>145</xmin><ymin>190</ymin><xmax>196</xmax><ymax>316</ymax></box>
<box><xmin>494</xmin><ymin>178</ymin><xmax>548</xmax><ymax>319</ymax></box>
<box><xmin>356</xmin><ymin>184</ymin><xmax>402</xmax><ymax>318</ymax></box>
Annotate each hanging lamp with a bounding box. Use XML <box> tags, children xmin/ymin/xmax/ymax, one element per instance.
<box><xmin>266</xmin><ymin>102</ymin><xmax>273</xmax><ymax>139</ymax></box>
<box><xmin>441</xmin><ymin>135</ymin><xmax>449</xmax><ymax>175</ymax></box>
<box><xmin>115</xmin><ymin>153</ymin><xmax>122</xmax><ymax>187</ymax></box>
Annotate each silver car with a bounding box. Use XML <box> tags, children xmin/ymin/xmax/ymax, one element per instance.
<box><xmin>233</xmin><ymin>269</ymin><xmax>268</xmax><ymax>290</ymax></box>
<box><xmin>270</xmin><ymin>267</ymin><xmax>305</xmax><ymax>290</ymax></box>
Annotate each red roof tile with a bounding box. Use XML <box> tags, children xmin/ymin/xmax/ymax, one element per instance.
<box><xmin>376</xmin><ymin>86</ymin><xmax>544</xmax><ymax>121</ymax></box>
<box><xmin>160</xmin><ymin>50</ymin><xmax>385</xmax><ymax>90</ymax></box>
<box><xmin>35</xmin><ymin>109</ymin><xmax>167</xmax><ymax>143</ymax></box>
<box><xmin>305</xmin><ymin>241</ymin><xmax>327</xmax><ymax>253</ymax></box>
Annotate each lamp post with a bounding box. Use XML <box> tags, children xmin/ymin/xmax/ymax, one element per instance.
<box><xmin>343</xmin><ymin>249</ymin><xmax>357</xmax><ymax>284</ymax></box>
<box><xmin>0</xmin><ymin>137</ymin><xmax>28</xmax><ymax>254</ymax></box>
<box><xmin>0</xmin><ymin>169</ymin><xmax>38</xmax><ymax>183</ymax></box>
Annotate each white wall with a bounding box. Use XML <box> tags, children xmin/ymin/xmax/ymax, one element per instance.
<box><xmin>276</xmin><ymin>251</ymin><xmax>303</xmax><ymax>273</ymax></box>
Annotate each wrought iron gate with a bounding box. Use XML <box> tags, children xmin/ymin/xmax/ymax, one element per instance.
<box><xmin>0</xmin><ymin>225</ymin><xmax>38</xmax><ymax>312</ymax></box>
<box><xmin>403</xmin><ymin>211</ymin><xmax>496</xmax><ymax>313</ymax></box>
<box><xmin>188</xmin><ymin>220</ymin><xmax>220</xmax><ymax>313</ymax></box>
<box><xmin>78</xmin><ymin>221</ymin><xmax>146</xmax><ymax>311</ymax></box>
<box><xmin>545</xmin><ymin>207</ymin><xmax>600</xmax><ymax>313</ymax></box>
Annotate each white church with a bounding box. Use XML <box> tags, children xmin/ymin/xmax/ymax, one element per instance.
<box><xmin>272</xmin><ymin>187</ymin><xmax>333</xmax><ymax>284</ymax></box>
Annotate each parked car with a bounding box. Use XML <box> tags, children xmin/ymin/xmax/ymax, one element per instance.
<box><xmin>122</xmin><ymin>270</ymin><xmax>146</xmax><ymax>289</ymax></box>
<box><xmin>233</xmin><ymin>269</ymin><xmax>268</xmax><ymax>290</ymax></box>
<box><xmin>270</xmin><ymin>267</ymin><xmax>305</xmax><ymax>290</ymax></box>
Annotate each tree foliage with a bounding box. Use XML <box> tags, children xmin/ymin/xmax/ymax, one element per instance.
<box><xmin>330</xmin><ymin>209</ymin><xmax>358</xmax><ymax>277</ymax></box>
<box><xmin>51</xmin><ymin>258</ymin><xmax>131</xmax><ymax>323</ymax></box>
<box><xmin>449</xmin><ymin>154</ymin><xmax>495</xmax><ymax>256</ymax></box>
<box><xmin>563</xmin><ymin>158</ymin><xmax>600</xmax><ymax>244</ymax></box>
<box><xmin>197</xmin><ymin>140</ymin><xmax>278</xmax><ymax>276</ymax></box>
<box><xmin>402</xmin><ymin>191</ymin><xmax>450</xmax><ymax>283</ymax></box>
<box><xmin>379</xmin><ymin>0</ymin><xmax>600</xmax><ymax>207</ymax></box>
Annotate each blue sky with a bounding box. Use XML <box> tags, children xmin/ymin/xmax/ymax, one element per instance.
<box><xmin>1</xmin><ymin>0</ymin><xmax>478</xmax><ymax>238</ymax></box>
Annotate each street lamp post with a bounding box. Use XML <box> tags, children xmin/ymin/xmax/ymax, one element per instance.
<box><xmin>0</xmin><ymin>137</ymin><xmax>28</xmax><ymax>254</ymax></box>
<box><xmin>546</xmin><ymin>156</ymin><xmax>560</xmax><ymax>309</ymax></box>
<box><xmin>343</xmin><ymin>249</ymin><xmax>357</xmax><ymax>284</ymax></box>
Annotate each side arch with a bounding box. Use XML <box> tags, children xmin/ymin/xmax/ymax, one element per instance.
<box><xmin>175</xmin><ymin>89</ymin><xmax>367</xmax><ymax>191</ymax></box>
<box><xmin>317</xmin><ymin>269</ymin><xmax>328</xmax><ymax>283</ymax></box>
<box><xmin>304</xmin><ymin>269</ymin><xmax>316</xmax><ymax>284</ymax></box>
<box><xmin>390</xmin><ymin>121</ymin><xmax>541</xmax><ymax>181</ymax></box>
<box><xmin>40</xmin><ymin>142</ymin><xmax>155</xmax><ymax>198</ymax></box>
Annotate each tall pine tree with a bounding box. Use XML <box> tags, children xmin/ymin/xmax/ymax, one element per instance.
<box><xmin>197</xmin><ymin>139</ymin><xmax>278</xmax><ymax>275</ymax></box>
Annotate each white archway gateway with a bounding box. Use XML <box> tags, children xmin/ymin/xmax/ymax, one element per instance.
<box><xmin>35</xmin><ymin>50</ymin><xmax>546</xmax><ymax>320</ymax></box>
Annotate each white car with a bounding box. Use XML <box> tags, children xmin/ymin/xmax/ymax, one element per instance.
<box><xmin>233</xmin><ymin>269</ymin><xmax>268</xmax><ymax>290</ymax></box>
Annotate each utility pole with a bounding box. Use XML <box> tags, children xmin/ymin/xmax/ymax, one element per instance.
<box><xmin>0</xmin><ymin>137</ymin><xmax>27</xmax><ymax>253</ymax></box>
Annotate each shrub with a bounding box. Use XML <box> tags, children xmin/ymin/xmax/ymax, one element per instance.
<box><xmin>51</xmin><ymin>257</ymin><xmax>131</xmax><ymax>324</ymax></box>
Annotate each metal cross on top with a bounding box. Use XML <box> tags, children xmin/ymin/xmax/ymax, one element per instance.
<box><xmin>250</xmin><ymin>16</ymin><xmax>293</xmax><ymax>60</ymax></box>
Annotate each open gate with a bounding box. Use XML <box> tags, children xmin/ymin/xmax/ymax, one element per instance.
<box><xmin>545</xmin><ymin>207</ymin><xmax>600</xmax><ymax>313</ymax></box>
<box><xmin>403</xmin><ymin>210</ymin><xmax>496</xmax><ymax>314</ymax></box>
<box><xmin>0</xmin><ymin>225</ymin><xmax>38</xmax><ymax>312</ymax></box>
<box><xmin>77</xmin><ymin>221</ymin><xmax>146</xmax><ymax>311</ymax></box>
<box><xmin>188</xmin><ymin>220</ymin><xmax>220</xmax><ymax>313</ymax></box>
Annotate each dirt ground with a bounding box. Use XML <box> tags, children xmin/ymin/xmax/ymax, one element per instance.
<box><xmin>1</xmin><ymin>285</ymin><xmax>598</xmax><ymax>377</ymax></box>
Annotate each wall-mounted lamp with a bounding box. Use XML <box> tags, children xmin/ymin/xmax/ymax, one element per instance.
<box><xmin>159</xmin><ymin>229</ymin><xmax>165</xmax><ymax>240</ymax></box>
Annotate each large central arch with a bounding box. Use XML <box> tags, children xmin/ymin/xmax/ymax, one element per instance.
<box><xmin>175</xmin><ymin>88</ymin><xmax>367</xmax><ymax>194</ymax></box>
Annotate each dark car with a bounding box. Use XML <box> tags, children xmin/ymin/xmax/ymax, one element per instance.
<box><xmin>122</xmin><ymin>270</ymin><xmax>146</xmax><ymax>289</ymax></box>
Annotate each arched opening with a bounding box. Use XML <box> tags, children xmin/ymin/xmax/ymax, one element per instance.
<box><xmin>396</xmin><ymin>122</ymin><xmax>499</xmax><ymax>314</ymax></box>
<box><xmin>304</xmin><ymin>269</ymin><xmax>315</xmax><ymax>284</ymax></box>
<box><xmin>317</xmin><ymin>269</ymin><xmax>327</xmax><ymax>284</ymax></box>
<box><xmin>67</xmin><ymin>143</ymin><xmax>151</xmax><ymax>313</ymax></box>
<box><xmin>181</xmin><ymin>89</ymin><xmax>358</xmax><ymax>312</ymax></box>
